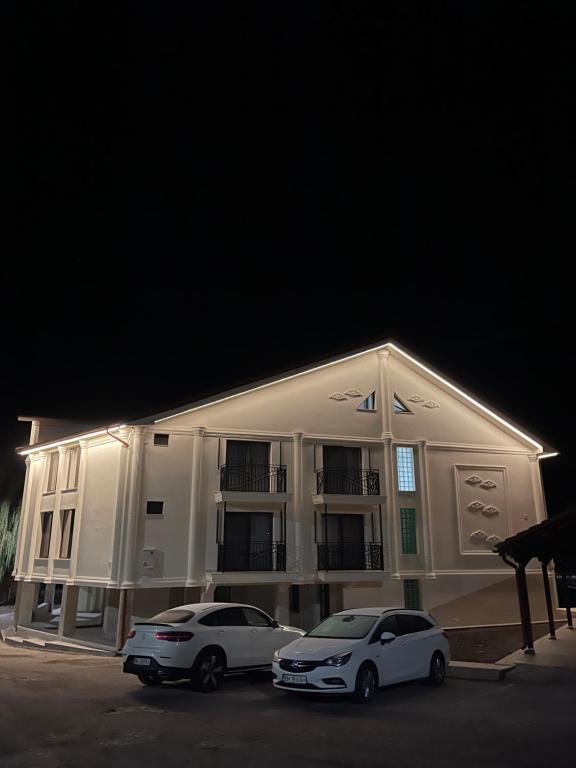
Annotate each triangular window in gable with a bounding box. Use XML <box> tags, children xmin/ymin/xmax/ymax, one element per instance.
<box><xmin>393</xmin><ymin>394</ymin><xmax>412</xmax><ymax>414</ymax></box>
<box><xmin>357</xmin><ymin>391</ymin><xmax>376</xmax><ymax>411</ymax></box>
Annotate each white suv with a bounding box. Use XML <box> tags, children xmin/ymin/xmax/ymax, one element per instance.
<box><xmin>122</xmin><ymin>602</ymin><xmax>304</xmax><ymax>691</ymax></box>
<box><xmin>272</xmin><ymin>607</ymin><xmax>450</xmax><ymax>702</ymax></box>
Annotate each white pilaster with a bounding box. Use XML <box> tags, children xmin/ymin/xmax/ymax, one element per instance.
<box><xmin>26</xmin><ymin>453</ymin><xmax>48</xmax><ymax>575</ymax></box>
<box><xmin>122</xmin><ymin>427</ymin><xmax>145</xmax><ymax>587</ymax></box>
<box><xmin>69</xmin><ymin>440</ymin><xmax>88</xmax><ymax>581</ymax></box>
<box><xmin>14</xmin><ymin>457</ymin><xmax>32</xmax><ymax>577</ymax></box>
<box><xmin>416</xmin><ymin>440</ymin><xmax>435</xmax><ymax>578</ymax></box>
<box><xmin>383</xmin><ymin>437</ymin><xmax>400</xmax><ymax>578</ymax></box>
<box><xmin>378</xmin><ymin>349</ymin><xmax>393</xmax><ymax>439</ymax></box>
<box><xmin>275</xmin><ymin>583</ymin><xmax>291</xmax><ymax>625</ymax></box>
<box><xmin>186</xmin><ymin>426</ymin><xmax>206</xmax><ymax>585</ymax></box>
<box><xmin>292</xmin><ymin>432</ymin><xmax>310</xmax><ymax>572</ymax></box>
<box><xmin>528</xmin><ymin>455</ymin><xmax>546</xmax><ymax>523</ymax></box>
<box><xmin>47</xmin><ymin>446</ymin><xmax>67</xmax><ymax>577</ymax></box>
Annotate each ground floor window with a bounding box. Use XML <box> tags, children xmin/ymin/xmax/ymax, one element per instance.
<box><xmin>38</xmin><ymin>512</ymin><xmax>53</xmax><ymax>558</ymax></box>
<box><xmin>403</xmin><ymin>578</ymin><xmax>421</xmax><ymax>610</ymax></box>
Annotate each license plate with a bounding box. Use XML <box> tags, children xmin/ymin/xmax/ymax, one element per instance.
<box><xmin>282</xmin><ymin>674</ymin><xmax>307</xmax><ymax>684</ymax></box>
<box><xmin>133</xmin><ymin>657</ymin><xmax>151</xmax><ymax>667</ymax></box>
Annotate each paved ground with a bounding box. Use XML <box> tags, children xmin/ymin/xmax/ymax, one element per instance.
<box><xmin>1</xmin><ymin>642</ymin><xmax>575</xmax><ymax>768</ymax></box>
<box><xmin>447</xmin><ymin>622</ymin><xmax>565</xmax><ymax>663</ymax></box>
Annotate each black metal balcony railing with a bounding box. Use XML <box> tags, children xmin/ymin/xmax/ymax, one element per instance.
<box><xmin>218</xmin><ymin>542</ymin><xmax>286</xmax><ymax>572</ymax></box>
<box><xmin>220</xmin><ymin>464</ymin><xmax>287</xmax><ymax>493</ymax></box>
<box><xmin>317</xmin><ymin>542</ymin><xmax>383</xmax><ymax>571</ymax></box>
<box><xmin>316</xmin><ymin>468</ymin><xmax>380</xmax><ymax>495</ymax></box>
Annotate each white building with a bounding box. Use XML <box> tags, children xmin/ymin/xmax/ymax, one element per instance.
<box><xmin>11</xmin><ymin>341</ymin><xmax>557</xmax><ymax>651</ymax></box>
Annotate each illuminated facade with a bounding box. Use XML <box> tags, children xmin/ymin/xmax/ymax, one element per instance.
<box><xmin>10</xmin><ymin>342</ymin><xmax>557</xmax><ymax>650</ymax></box>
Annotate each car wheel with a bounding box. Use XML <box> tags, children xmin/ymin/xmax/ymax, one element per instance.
<box><xmin>353</xmin><ymin>663</ymin><xmax>377</xmax><ymax>703</ymax></box>
<box><xmin>137</xmin><ymin>672</ymin><xmax>162</xmax><ymax>686</ymax></box>
<box><xmin>192</xmin><ymin>648</ymin><xmax>226</xmax><ymax>692</ymax></box>
<box><xmin>426</xmin><ymin>652</ymin><xmax>446</xmax><ymax>686</ymax></box>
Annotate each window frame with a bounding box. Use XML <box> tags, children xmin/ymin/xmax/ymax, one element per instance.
<box><xmin>45</xmin><ymin>452</ymin><xmax>59</xmax><ymax>493</ymax></box>
<box><xmin>65</xmin><ymin>446</ymin><xmax>80</xmax><ymax>490</ymax></box>
<box><xmin>242</xmin><ymin>607</ymin><xmax>275</xmax><ymax>627</ymax></box>
<box><xmin>59</xmin><ymin>508</ymin><xmax>75</xmax><ymax>559</ymax></box>
<box><xmin>400</xmin><ymin>507</ymin><xmax>418</xmax><ymax>554</ymax></box>
<box><xmin>396</xmin><ymin>446</ymin><xmax>416</xmax><ymax>493</ymax></box>
<box><xmin>38</xmin><ymin>511</ymin><xmax>54</xmax><ymax>558</ymax></box>
<box><xmin>153</xmin><ymin>433</ymin><xmax>170</xmax><ymax>446</ymax></box>
<box><xmin>146</xmin><ymin>501</ymin><xmax>165</xmax><ymax>517</ymax></box>
<box><xmin>403</xmin><ymin>580</ymin><xmax>421</xmax><ymax>611</ymax></box>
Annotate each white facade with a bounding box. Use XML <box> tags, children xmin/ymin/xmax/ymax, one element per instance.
<box><xmin>12</xmin><ymin>342</ymin><xmax>555</xmax><ymax>649</ymax></box>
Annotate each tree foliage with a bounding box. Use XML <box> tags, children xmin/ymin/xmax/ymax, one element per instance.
<box><xmin>0</xmin><ymin>500</ymin><xmax>20</xmax><ymax>579</ymax></box>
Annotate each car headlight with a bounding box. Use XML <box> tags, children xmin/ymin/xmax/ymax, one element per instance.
<box><xmin>323</xmin><ymin>651</ymin><xmax>353</xmax><ymax>667</ymax></box>
<box><xmin>273</xmin><ymin>649</ymin><xmax>281</xmax><ymax>662</ymax></box>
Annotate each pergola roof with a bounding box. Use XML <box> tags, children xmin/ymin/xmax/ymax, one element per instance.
<box><xmin>495</xmin><ymin>509</ymin><xmax>576</xmax><ymax>563</ymax></box>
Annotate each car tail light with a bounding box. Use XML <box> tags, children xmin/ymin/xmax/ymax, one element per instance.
<box><xmin>127</xmin><ymin>629</ymin><xmax>136</xmax><ymax>639</ymax></box>
<box><xmin>155</xmin><ymin>631</ymin><xmax>194</xmax><ymax>642</ymax></box>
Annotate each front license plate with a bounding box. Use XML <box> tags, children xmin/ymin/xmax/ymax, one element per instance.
<box><xmin>133</xmin><ymin>657</ymin><xmax>151</xmax><ymax>667</ymax></box>
<box><xmin>282</xmin><ymin>674</ymin><xmax>307</xmax><ymax>684</ymax></box>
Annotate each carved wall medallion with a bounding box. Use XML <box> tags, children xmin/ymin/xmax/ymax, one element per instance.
<box><xmin>470</xmin><ymin>530</ymin><xmax>488</xmax><ymax>542</ymax></box>
<box><xmin>408</xmin><ymin>395</ymin><xmax>440</xmax><ymax>409</ymax></box>
<box><xmin>480</xmin><ymin>479</ymin><xmax>497</xmax><ymax>489</ymax></box>
<box><xmin>482</xmin><ymin>505</ymin><xmax>499</xmax><ymax>517</ymax></box>
<box><xmin>467</xmin><ymin>501</ymin><xmax>485</xmax><ymax>512</ymax></box>
<box><xmin>329</xmin><ymin>392</ymin><xmax>348</xmax><ymax>401</ymax></box>
<box><xmin>408</xmin><ymin>395</ymin><xmax>425</xmax><ymax>403</ymax></box>
<box><xmin>344</xmin><ymin>388</ymin><xmax>363</xmax><ymax>397</ymax></box>
<box><xmin>465</xmin><ymin>475</ymin><xmax>483</xmax><ymax>485</ymax></box>
<box><xmin>423</xmin><ymin>400</ymin><xmax>439</xmax><ymax>409</ymax></box>
<box><xmin>486</xmin><ymin>534</ymin><xmax>504</xmax><ymax>545</ymax></box>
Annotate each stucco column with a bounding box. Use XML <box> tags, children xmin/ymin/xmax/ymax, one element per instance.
<box><xmin>275</xmin><ymin>583</ymin><xmax>290</xmax><ymax>625</ymax></box>
<box><xmin>70</xmin><ymin>440</ymin><xmax>88</xmax><ymax>581</ymax></box>
<box><xmin>26</xmin><ymin>453</ymin><xmax>49</xmax><ymax>576</ymax></box>
<box><xmin>200</xmin><ymin>583</ymin><xmax>216</xmax><ymax>602</ymax></box>
<box><xmin>416</xmin><ymin>440</ymin><xmax>435</xmax><ymax>578</ymax></box>
<box><xmin>378</xmin><ymin>349</ymin><xmax>392</xmax><ymax>439</ymax></box>
<box><xmin>187</xmin><ymin>426</ymin><xmax>206</xmax><ymax>585</ymax></box>
<box><xmin>292</xmin><ymin>432</ymin><xmax>310</xmax><ymax>573</ymax></box>
<box><xmin>383</xmin><ymin>437</ymin><xmax>400</xmax><ymax>579</ymax></box>
<box><xmin>14</xmin><ymin>581</ymin><xmax>38</xmax><ymax>628</ymax></box>
<box><xmin>122</xmin><ymin>427</ymin><xmax>144</xmax><ymax>587</ymax></box>
<box><xmin>528</xmin><ymin>455</ymin><xmax>546</xmax><ymax>523</ymax></box>
<box><xmin>58</xmin><ymin>585</ymin><xmax>80</xmax><ymax>638</ymax></box>
<box><xmin>14</xmin><ymin>457</ymin><xmax>32</xmax><ymax>577</ymax></box>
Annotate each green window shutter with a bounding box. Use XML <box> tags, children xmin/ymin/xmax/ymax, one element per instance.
<box><xmin>403</xmin><ymin>579</ymin><xmax>421</xmax><ymax>610</ymax></box>
<box><xmin>400</xmin><ymin>508</ymin><xmax>417</xmax><ymax>554</ymax></box>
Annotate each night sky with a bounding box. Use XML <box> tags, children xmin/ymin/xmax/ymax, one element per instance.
<box><xmin>2</xmin><ymin>3</ymin><xmax>574</xmax><ymax>513</ymax></box>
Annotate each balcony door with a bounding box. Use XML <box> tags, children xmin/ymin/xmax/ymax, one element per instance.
<box><xmin>225</xmin><ymin>440</ymin><xmax>271</xmax><ymax>491</ymax></box>
<box><xmin>223</xmin><ymin>512</ymin><xmax>273</xmax><ymax>571</ymax></box>
<box><xmin>322</xmin><ymin>445</ymin><xmax>362</xmax><ymax>494</ymax></box>
<box><xmin>325</xmin><ymin>513</ymin><xmax>365</xmax><ymax>569</ymax></box>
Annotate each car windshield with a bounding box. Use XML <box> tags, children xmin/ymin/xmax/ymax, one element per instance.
<box><xmin>306</xmin><ymin>614</ymin><xmax>378</xmax><ymax>639</ymax></box>
<box><xmin>143</xmin><ymin>609</ymin><xmax>195</xmax><ymax>624</ymax></box>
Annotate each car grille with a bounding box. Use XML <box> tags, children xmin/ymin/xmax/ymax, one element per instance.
<box><xmin>279</xmin><ymin>659</ymin><xmax>319</xmax><ymax>673</ymax></box>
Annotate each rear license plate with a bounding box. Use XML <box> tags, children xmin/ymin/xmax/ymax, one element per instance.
<box><xmin>282</xmin><ymin>674</ymin><xmax>307</xmax><ymax>684</ymax></box>
<box><xmin>133</xmin><ymin>657</ymin><xmax>151</xmax><ymax>667</ymax></box>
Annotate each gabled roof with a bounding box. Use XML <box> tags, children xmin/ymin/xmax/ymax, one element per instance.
<box><xmin>17</xmin><ymin>340</ymin><xmax>557</xmax><ymax>455</ymax></box>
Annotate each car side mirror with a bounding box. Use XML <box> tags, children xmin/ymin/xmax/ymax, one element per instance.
<box><xmin>380</xmin><ymin>631</ymin><xmax>396</xmax><ymax>645</ymax></box>
<box><xmin>272</xmin><ymin>620</ymin><xmax>280</xmax><ymax>628</ymax></box>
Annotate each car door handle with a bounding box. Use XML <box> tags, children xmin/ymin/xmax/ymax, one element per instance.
<box><xmin>250</xmin><ymin>629</ymin><xmax>259</xmax><ymax>634</ymax></box>
<box><xmin>217</xmin><ymin>631</ymin><xmax>225</xmax><ymax>635</ymax></box>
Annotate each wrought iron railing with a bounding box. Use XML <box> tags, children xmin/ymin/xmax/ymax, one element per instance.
<box><xmin>316</xmin><ymin>468</ymin><xmax>380</xmax><ymax>495</ymax></box>
<box><xmin>217</xmin><ymin>542</ymin><xmax>286</xmax><ymax>572</ymax></box>
<box><xmin>220</xmin><ymin>464</ymin><xmax>287</xmax><ymax>493</ymax></box>
<box><xmin>317</xmin><ymin>542</ymin><xmax>383</xmax><ymax>571</ymax></box>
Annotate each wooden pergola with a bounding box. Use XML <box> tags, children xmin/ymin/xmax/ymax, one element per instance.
<box><xmin>495</xmin><ymin>510</ymin><xmax>576</xmax><ymax>653</ymax></box>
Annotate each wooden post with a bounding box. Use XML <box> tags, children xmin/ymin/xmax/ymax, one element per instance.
<box><xmin>563</xmin><ymin>573</ymin><xmax>574</xmax><ymax>629</ymax></box>
<box><xmin>516</xmin><ymin>563</ymin><xmax>535</xmax><ymax>653</ymax></box>
<box><xmin>541</xmin><ymin>560</ymin><xmax>556</xmax><ymax>639</ymax></box>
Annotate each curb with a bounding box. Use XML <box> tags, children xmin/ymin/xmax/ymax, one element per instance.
<box><xmin>447</xmin><ymin>661</ymin><xmax>515</xmax><ymax>681</ymax></box>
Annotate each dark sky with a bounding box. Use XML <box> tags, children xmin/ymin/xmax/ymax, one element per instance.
<box><xmin>2</xmin><ymin>2</ymin><xmax>574</xmax><ymax>511</ymax></box>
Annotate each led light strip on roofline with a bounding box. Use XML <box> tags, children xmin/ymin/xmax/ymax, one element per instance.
<box><xmin>18</xmin><ymin>425</ymin><xmax>127</xmax><ymax>455</ymax></box>
<box><xmin>154</xmin><ymin>342</ymin><xmax>545</xmax><ymax>452</ymax></box>
<box><xmin>538</xmin><ymin>452</ymin><xmax>559</xmax><ymax>460</ymax></box>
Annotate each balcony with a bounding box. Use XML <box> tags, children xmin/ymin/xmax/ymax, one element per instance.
<box><xmin>217</xmin><ymin>541</ymin><xmax>286</xmax><ymax>572</ymax></box>
<box><xmin>313</xmin><ymin>468</ymin><xmax>385</xmax><ymax>506</ymax></box>
<box><xmin>215</xmin><ymin>463</ymin><xmax>290</xmax><ymax>504</ymax></box>
<box><xmin>317</xmin><ymin>542</ymin><xmax>384</xmax><ymax>571</ymax></box>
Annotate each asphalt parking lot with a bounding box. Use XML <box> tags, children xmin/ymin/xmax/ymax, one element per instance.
<box><xmin>0</xmin><ymin>641</ymin><xmax>574</xmax><ymax>768</ymax></box>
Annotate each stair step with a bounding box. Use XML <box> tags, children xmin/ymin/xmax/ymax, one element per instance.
<box><xmin>22</xmin><ymin>638</ymin><xmax>46</xmax><ymax>649</ymax></box>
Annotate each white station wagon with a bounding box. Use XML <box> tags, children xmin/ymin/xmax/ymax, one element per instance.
<box><xmin>122</xmin><ymin>602</ymin><xmax>304</xmax><ymax>690</ymax></box>
<box><xmin>272</xmin><ymin>607</ymin><xmax>450</xmax><ymax>702</ymax></box>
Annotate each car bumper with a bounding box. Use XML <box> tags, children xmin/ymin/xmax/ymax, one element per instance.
<box><xmin>272</xmin><ymin>661</ymin><xmax>356</xmax><ymax>693</ymax></box>
<box><xmin>123</xmin><ymin>654</ymin><xmax>191</xmax><ymax>680</ymax></box>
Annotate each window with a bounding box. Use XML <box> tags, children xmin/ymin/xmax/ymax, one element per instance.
<box><xmin>370</xmin><ymin>614</ymin><xmax>399</xmax><ymax>642</ymax></box>
<box><xmin>59</xmin><ymin>509</ymin><xmax>75</xmax><ymax>558</ymax></box>
<box><xmin>396</xmin><ymin>447</ymin><xmax>416</xmax><ymax>491</ymax></box>
<box><xmin>357</xmin><ymin>391</ymin><xmax>376</xmax><ymax>411</ymax></box>
<box><xmin>306</xmin><ymin>614</ymin><xmax>378</xmax><ymax>639</ymax></box>
<box><xmin>243</xmin><ymin>607</ymin><xmax>274</xmax><ymax>627</ymax></box>
<box><xmin>396</xmin><ymin>613</ymin><xmax>432</xmax><ymax>635</ymax></box>
<box><xmin>198</xmin><ymin>607</ymin><xmax>246</xmax><ymax>627</ymax></box>
<box><xmin>393</xmin><ymin>394</ymin><xmax>412</xmax><ymax>414</ymax></box>
<box><xmin>400</xmin><ymin>508</ymin><xmax>417</xmax><ymax>554</ymax></box>
<box><xmin>154</xmin><ymin>433</ymin><xmax>169</xmax><ymax>446</ymax></box>
<box><xmin>403</xmin><ymin>580</ymin><xmax>421</xmax><ymax>610</ymax></box>
<box><xmin>46</xmin><ymin>452</ymin><xmax>59</xmax><ymax>492</ymax></box>
<box><xmin>146</xmin><ymin>501</ymin><xmax>164</xmax><ymax>515</ymax></box>
<box><xmin>39</xmin><ymin>512</ymin><xmax>53</xmax><ymax>558</ymax></box>
<box><xmin>66</xmin><ymin>447</ymin><xmax>80</xmax><ymax>489</ymax></box>
<box><xmin>144</xmin><ymin>609</ymin><xmax>195</xmax><ymax>624</ymax></box>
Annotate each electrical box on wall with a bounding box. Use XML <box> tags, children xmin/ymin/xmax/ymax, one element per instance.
<box><xmin>142</xmin><ymin>548</ymin><xmax>164</xmax><ymax>576</ymax></box>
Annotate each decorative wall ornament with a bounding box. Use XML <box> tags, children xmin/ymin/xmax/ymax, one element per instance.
<box><xmin>423</xmin><ymin>400</ymin><xmax>439</xmax><ymax>409</ymax></box>
<box><xmin>467</xmin><ymin>501</ymin><xmax>485</xmax><ymax>512</ymax></box>
<box><xmin>344</xmin><ymin>388</ymin><xmax>363</xmax><ymax>397</ymax></box>
<box><xmin>465</xmin><ymin>475</ymin><xmax>483</xmax><ymax>485</ymax></box>
<box><xmin>329</xmin><ymin>392</ymin><xmax>348</xmax><ymax>401</ymax></box>
<box><xmin>482</xmin><ymin>505</ymin><xmax>499</xmax><ymax>517</ymax></box>
<box><xmin>408</xmin><ymin>395</ymin><xmax>425</xmax><ymax>403</ymax></box>
<box><xmin>480</xmin><ymin>479</ymin><xmax>497</xmax><ymax>489</ymax></box>
<box><xmin>407</xmin><ymin>394</ymin><xmax>440</xmax><ymax>409</ymax></box>
<box><xmin>486</xmin><ymin>534</ymin><xmax>504</xmax><ymax>545</ymax></box>
<box><xmin>470</xmin><ymin>530</ymin><xmax>488</xmax><ymax>542</ymax></box>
